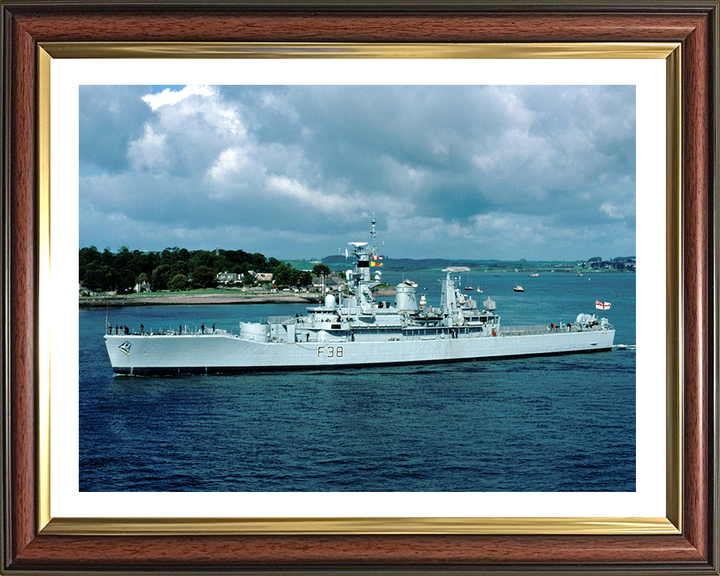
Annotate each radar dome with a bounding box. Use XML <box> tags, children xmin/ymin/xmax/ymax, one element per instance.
<box><xmin>324</xmin><ymin>294</ymin><xmax>336</xmax><ymax>309</ymax></box>
<box><xmin>575</xmin><ymin>313</ymin><xmax>596</xmax><ymax>325</ymax></box>
<box><xmin>483</xmin><ymin>298</ymin><xmax>496</xmax><ymax>311</ymax></box>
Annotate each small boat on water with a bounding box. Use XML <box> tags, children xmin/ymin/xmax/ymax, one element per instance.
<box><xmin>464</xmin><ymin>273</ymin><xmax>474</xmax><ymax>291</ymax></box>
<box><xmin>513</xmin><ymin>285</ymin><xmax>525</xmax><ymax>292</ymax></box>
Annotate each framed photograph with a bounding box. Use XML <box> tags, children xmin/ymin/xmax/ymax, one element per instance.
<box><xmin>2</xmin><ymin>1</ymin><xmax>717</xmax><ymax>574</ymax></box>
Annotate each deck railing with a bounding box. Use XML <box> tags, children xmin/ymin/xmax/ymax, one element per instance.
<box><xmin>500</xmin><ymin>325</ymin><xmax>553</xmax><ymax>337</ymax></box>
<box><xmin>267</xmin><ymin>316</ymin><xmax>296</xmax><ymax>325</ymax></box>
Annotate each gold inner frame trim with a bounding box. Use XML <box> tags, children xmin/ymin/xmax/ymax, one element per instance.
<box><xmin>37</xmin><ymin>46</ymin><xmax>52</xmax><ymax>532</ymax></box>
<box><xmin>37</xmin><ymin>41</ymin><xmax>682</xmax><ymax>537</ymax></box>
<box><xmin>43</xmin><ymin>516</ymin><xmax>678</xmax><ymax>536</ymax></box>
<box><xmin>664</xmin><ymin>45</ymin><xmax>682</xmax><ymax>532</ymax></box>
<box><xmin>41</xmin><ymin>41</ymin><xmax>678</xmax><ymax>60</ymax></box>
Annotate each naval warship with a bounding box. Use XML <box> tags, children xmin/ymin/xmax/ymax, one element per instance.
<box><xmin>105</xmin><ymin>221</ymin><xmax>615</xmax><ymax>375</ymax></box>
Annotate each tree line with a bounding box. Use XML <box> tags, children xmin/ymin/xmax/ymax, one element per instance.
<box><xmin>79</xmin><ymin>246</ymin><xmax>330</xmax><ymax>294</ymax></box>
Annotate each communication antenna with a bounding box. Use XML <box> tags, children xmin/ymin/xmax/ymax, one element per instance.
<box><xmin>369</xmin><ymin>214</ymin><xmax>384</xmax><ymax>255</ymax></box>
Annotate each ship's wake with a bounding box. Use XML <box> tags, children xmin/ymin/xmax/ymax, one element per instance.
<box><xmin>613</xmin><ymin>344</ymin><xmax>636</xmax><ymax>350</ymax></box>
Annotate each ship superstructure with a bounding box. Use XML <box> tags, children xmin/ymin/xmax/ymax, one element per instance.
<box><xmin>105</xmin><ymin>220</ymin><xmax>615</xmax><ymax>375</ymax></box>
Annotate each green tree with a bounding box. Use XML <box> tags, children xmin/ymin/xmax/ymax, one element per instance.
<box><xmin>101</xmin><ymin>247</ymin><xmax>114</xmax><ymax>265</ymax></box>
<box><xmin>312</xmin><ymin>264</ymin><xmax>330</xmax><ymax>276</ymax></box>
<box><xmin>188</xmin><ymin>251</ymin><xmax>214</xmax><ymax>271</ymax></box>
<box><xmin>79</xmin><ymin>244</ymin><xmax>289</xmax><ymax>293</ymax></box>
<box><xmin>267</xmin><ymin>257</ymin><xmax>282</xmax><ymax>272</ymax></box>
<box><xmin>79</xmin><ymin>246</ymin><xmax>100</xmax><ymax>282</ymax></box>
<box><xmin>151</xmin><ymin>264</ymin><xmax>172</xmax><ymax>291</ymax></box>
<box><xmin>169</xmin><ymin>274</ymin><xmax>188</xmax><ymax>291</ymax></box>
<box><xmin>118</xmin><ymin>269</ymin><xmax>136</xmax><ymax>294</ymax></box>
<box><xmin>170</xmin><ymin>260</ymin><xmax>189</xmax><ymax>277</ymax></box>
<box><xmin>191</xmin><ymin>265</ymin><xmax>215</xmax><ymax>288</ymax></box>
<box><xmin>272</xmin><ymin>262</ymin><xmax>292</xmax><ymax>287</ymax></box>
<box><xmin>81</xmin><ymin>263</ymin><xmax>104</xmax><ymax>292</ymax></box>
<box><xmin>251</xmin><ymin>253</ymin><xmax>268</xmax><ymax>271</ymax></box>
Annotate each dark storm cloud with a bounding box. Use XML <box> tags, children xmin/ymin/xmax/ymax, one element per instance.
<box><xmin>80</xmin><ymin>84</ymin><xmax>635</xmax><ymax>259</ymax></box>
<box><xmin>80</xmin><ymin>86</ymin><xmax>154</xmax><ymax>174</ymax></box>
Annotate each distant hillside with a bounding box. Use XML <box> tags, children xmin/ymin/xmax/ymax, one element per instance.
<box><xmin>320</xmin><ymin>255</ymin><xmax>635</xmax><ymax>273</ymax></box>
<box><xmin>321</xmin><ymin>255</ymin><xmax>478</xmax><ymax>271</ymax></box>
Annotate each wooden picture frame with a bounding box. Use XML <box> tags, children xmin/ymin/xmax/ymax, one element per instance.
<box><xmin>1</xmin><ymin>1</ymin><xmax>717</xmax><ymax>573</ymax></box>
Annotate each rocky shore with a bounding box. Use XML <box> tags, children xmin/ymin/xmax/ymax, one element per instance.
<box><xmin>79</xmin><ymin>291</ymin><xmax>324</xmax><ymax>308</ymax></box>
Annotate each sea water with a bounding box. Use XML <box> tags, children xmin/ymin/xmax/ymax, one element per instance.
<box><xmin>80</xmin><ymin>272</ymin><xmax>635</xmax><ymax>492</ymax></box>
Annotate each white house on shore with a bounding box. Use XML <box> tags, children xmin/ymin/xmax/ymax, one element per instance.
<box><xmin>311</xmin><ymin>276</ymin><xmax>346</xmax><ymax>293</ymax></box>
<box><xmin>216</xmin><ymin>271</ymin><xmax>243</xmax><ymax>285</ymax></box>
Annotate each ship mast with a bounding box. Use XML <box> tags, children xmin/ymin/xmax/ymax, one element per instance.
<box><xmin>346</xmin><ymin>218</ymin><xmax>384</xmax><ymax>311</ymax></box>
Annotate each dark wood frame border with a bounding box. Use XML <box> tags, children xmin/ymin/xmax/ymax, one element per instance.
<box><xmin>1</xmin><ymin>1</ymin><xmax>718</xmax><ymax>574</ymax></box>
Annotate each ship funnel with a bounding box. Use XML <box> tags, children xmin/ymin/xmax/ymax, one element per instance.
<box><xmin>395</xmin><ymin>282</ymin><xmax>418</xmax><ymax>311</ymax></box>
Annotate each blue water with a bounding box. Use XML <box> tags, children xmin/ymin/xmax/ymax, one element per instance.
<box><xmin>80</xmin><ymin>272</ymin><xmax>635</xmax><ymax>492</ymax></box>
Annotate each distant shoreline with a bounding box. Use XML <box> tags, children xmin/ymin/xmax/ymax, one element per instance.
<box><xmin>79</xmin><ymin>292</ymin><xmax>324</xmax><ymax>308</ymax></box>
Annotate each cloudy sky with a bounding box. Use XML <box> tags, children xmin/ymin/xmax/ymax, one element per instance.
<box><xmin>79</xmin><ymin>84</ymin><xmax>635</xmax><ymax>261</ymax></box>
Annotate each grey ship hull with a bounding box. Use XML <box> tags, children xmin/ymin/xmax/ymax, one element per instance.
<box><xmin>105</xmin><ymin>329</ymin><xmax>615</xmax><ymax>376</ymax></box>
<box><xmin>104</xmin><ymin>220</ymin><xmax>616</xmax><ymax>376</ymax></box>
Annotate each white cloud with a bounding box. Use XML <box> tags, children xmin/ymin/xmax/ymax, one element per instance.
<box><xmin>142</xmin><ymin>85</ymin><xmax>215</xmax><ymax>111</ymax></box>
<box><xmin>81</xmin><ymin>85</ymin><xmax>636</xmax><ymax>260</ymax></box>
<box><xmin>265</xmin><ymin>175</ymin><xmax>363</xmax><ymax>216</ymax></box>
<box><xmin>260</xmin><ymin>90</ymin><xmax>299</xmax><ymax>121</ymax></box>
<box><xmin>128</xmin><ymin>125</ymin><xmax>168</xmax><ymax>171</ymax></box>
<box><xmin>208</xmin><ymin>147</ymin><xmax>254</xmax><ymax>182</ymax></box>
<box><xmin>600</xmin><ymin>202</ymin><xmax>623</xmax><ymax>219</ymax></box>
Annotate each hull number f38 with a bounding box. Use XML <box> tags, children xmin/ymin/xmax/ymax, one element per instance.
<box><xmin>317</xmin><ymin>346</ymin><xmax>343</xmax><ymax>358</ymax></box>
